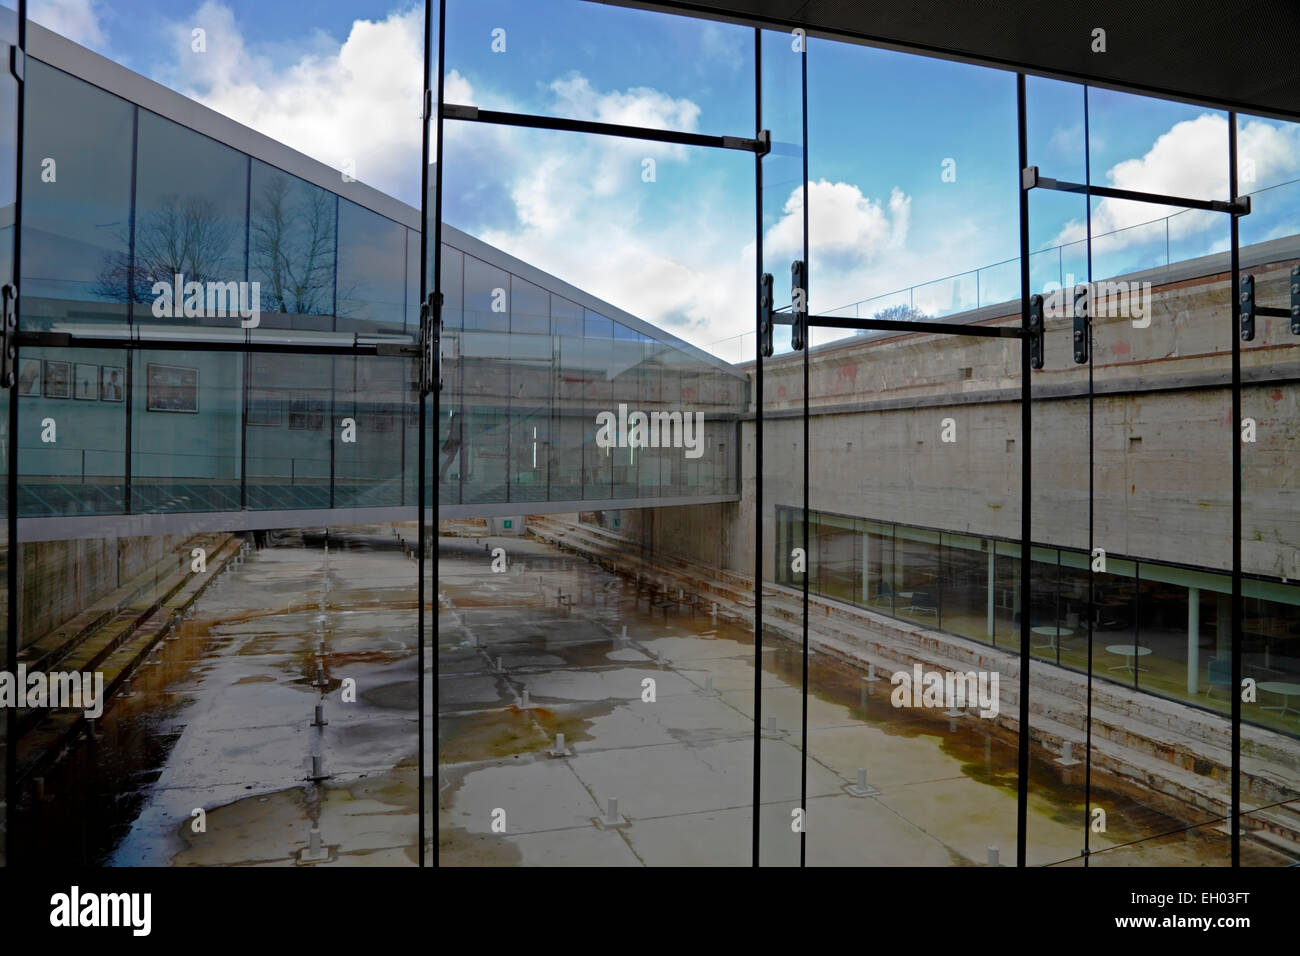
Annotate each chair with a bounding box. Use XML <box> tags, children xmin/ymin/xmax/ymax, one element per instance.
<box><xmin>904</xmin><ymin>591</ymin><xmax>939</xmax><ymax>620</ymax></box>
<box><xmin>1205</xmin><ymin>657</ymin><xmax>1232</xmax><ymax>700</ymax></box>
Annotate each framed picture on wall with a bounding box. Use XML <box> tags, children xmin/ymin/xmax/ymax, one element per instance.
<box><xmin>74</xmin><ymin>363</ymin><xmax>99</xmax><ymax>401</ymax></box>
<box><xmin>42</xmin><ymin>360</ymin><xmax>70</xmax><ymax>399</ymax></box>
<box><xmin>289</xmin><ymin>398</ymin><xmax>324</xmax><ymax>430</ymax></box>
<box><xmin>99</xmin><ymin>366</ymin><xmax>125</xmax><ymax>402</ymax></box>
<box><xmin>17</xmin><ymin>357</ymin><xmax>40</xmax><ymax>396</ymax></box>
<box><xmin>146</xmin><ymin>363</ymin><xmax>199</xmax><ymax>413</ymax></box>
<box><xmin>248</xmin><ymin>389</ymin><xmax>282</xmax><ymax>426</ymax></box>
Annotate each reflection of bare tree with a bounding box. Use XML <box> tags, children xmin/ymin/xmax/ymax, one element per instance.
<box><xmin>94</xmin><ymin>196</ymin><xmax>237</xmax><ymax>302</ymax></box>
<box><xmin>251</xmin><ymin>173</ymin><xmax>337</xmax><ymax>315</ymax></box>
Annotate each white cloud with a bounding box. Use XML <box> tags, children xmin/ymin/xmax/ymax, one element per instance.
<box><xmin>766</xmin><ymin>179</ymin><xmax>910</xmax><ymax>271</ymax></box>
<box><xmin>437</xmin><ymin>70</ymin><xmax>761</xmax><ymax>350</ymax></box>
<box><xmin>29</xmin><ymin>0</ymin><xmax>106</xmax><ymax>48</ymax></box>
<box><xmin>1048</xmin><ymin>114</ymin><xmax>1300</xmax><ymax>251</ymax></box>
<box><xmin>548</xmin><ymin>73</ymin><xmax>701</xmax><ymax>133</ymax></box>
<box><xmin>157</xmin><ymin>1</ymin><xmax>424</xmax><ymax>205</ymax></box>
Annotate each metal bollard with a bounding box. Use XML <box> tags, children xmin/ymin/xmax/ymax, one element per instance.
<box><xmin>987</xmin><ymin>846</ymin><xmax>999</xmax><ymax>867</ymax></box>
<box><xmin>312</xmin><ymin>704</ymin><xmax>327</xmax><ymax>727</ymax></box>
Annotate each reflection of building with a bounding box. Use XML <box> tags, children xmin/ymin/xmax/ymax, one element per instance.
<box><xmin>14</xmin><ymin>22</ymin><xmax>743</xmax><ymax>532</ymax></box>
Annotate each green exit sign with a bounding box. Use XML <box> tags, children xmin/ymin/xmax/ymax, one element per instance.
<box><xmin>503</xmin><ymin>519</ymin><xmax>513</xmax><ymax>529</ymax></box>
<box><xmin>614</xmin><ymin>518</ymin><xmax>620</xmax><ymax>527</ymax></box>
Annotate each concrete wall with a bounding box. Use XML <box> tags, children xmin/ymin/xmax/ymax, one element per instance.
<box><xmin>590</xmin><ymin>247</ymin><xmax>1300</xmax><ymax>585</ymax></box>
<box><xmin>17</xmin><ymin>531</ymin><xmax>192</xmax><ymax>648</ymax></box>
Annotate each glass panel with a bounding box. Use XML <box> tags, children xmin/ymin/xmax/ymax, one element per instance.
<box><xmin>132</xmin><ymin>110</ymin><xmax>248</xmax><ymax>333</ymax></box>
<box><xmin>17</xmin><ymin>346</ymin><xmax>126</xmax><ymax>516</ymax></box>
<box><xmin>249</xmin><ymin>160</ymin><xmax>338</xmax><ymax>332</ymax></box>
<box><xmin>1238</xmin><ymin>111</ymin><xmax>1300</xmax><ymax>864</ymax></box>
<box><xmin>132</xmin><ymin>350</ymin><xmax>240</xmax><ymax>514</ymax></box>
<box><xmin>756</xmin><ymin>24</ymin><xmax>805</xmax><ymax>868</ymax></box>
<box><xmin>435</xmin><ymin>26</ymin><xmax>753</xmax><ymax>863</ymax></box>
<box><xmin>0</xmin><ymin>0</ymin><xmax>14</xmax><ymax>867</ymax></box>
<box><xmin>336</xmin><ymin>199</ymin><xmax>407</xmax><ymax>335</ymax></box>
<box><xmin>21</xmin><ymin>60</ymin><xmax>133</xmax><ymax>332</ymax></box>
<box><xmin>245</xmin><ymin>354</ymin><xmax>332</xmax><ymax>511</ymax></box>
<box><xmin>444</xmin><ymin>0</ymin><xmax>754</xmax><ymax>137</ymax></box>
<box><xmin>333</xmin><ymin>355</ymin><xmax>413</xmax><ymax>509</ymax></box>
<box><xmin>806</xmin><ymin>40</ymin><xmax>1018</xmax><ymax>338</ymax></box>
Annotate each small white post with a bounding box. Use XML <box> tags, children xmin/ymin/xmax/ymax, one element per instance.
<box><xmin>987</xmin><ymin>846</ymin><xmax>999</xmax><ymax>867</ymax></box>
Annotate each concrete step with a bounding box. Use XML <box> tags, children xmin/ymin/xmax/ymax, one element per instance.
<box><xmin>12</xmin><ymin>533</ymin><xmax>242</xmax><ymax>787</ymax></box>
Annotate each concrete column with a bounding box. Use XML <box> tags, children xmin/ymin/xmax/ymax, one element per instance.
<box><xmin>1186</xmin><ymin>586</ymin><xmax>1200</xmax><ymax>695</ymax></box>
<box><xmin>1216</xmin><ymin>593</ymin><xmax>1231</xmax><ymax>658</ymax></box>
<box><xmin>986</xmin><ymin>546</ymin><xmax>996</xmax><ymax>639</ymax></box>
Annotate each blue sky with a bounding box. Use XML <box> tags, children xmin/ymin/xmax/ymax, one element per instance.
<box><xmin>30</xmin><ymin>0</ymin><xmax>1300</xmax><ymax>357</ymax></box>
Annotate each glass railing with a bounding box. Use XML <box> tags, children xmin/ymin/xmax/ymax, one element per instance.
<box><xmin>709</xmin><ymin>177</ymin><xmax>1300</xmax><ymax>363</ymax></box>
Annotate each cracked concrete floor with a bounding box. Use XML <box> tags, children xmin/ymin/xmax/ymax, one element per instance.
<box><xmin>437</xmin><ymin>533</ymin><xmax>1252</xmax><ymax>867</ymax></box>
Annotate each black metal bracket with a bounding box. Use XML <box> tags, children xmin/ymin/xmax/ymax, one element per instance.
<box><xmin>420</xmin><ymin>291</ymin><xmax>443</xmax><ymax>396</ymax></box>
<box><xmin>443</xmin><ymin>104</ymin><xmax>771</xmax><ymax>154</ymax></box>
<box><xmin>1028</xmin><ymin>293</ymin><xmax>1044</xmax><ymax>369</ymax></box>
<box><xmin>1239</xmin><ymin>274</ymin><xmax>1255</xmax><ymax>342</ymax></box>
<box><xmin>1236</xmin><ymin>274</ymin><xmax>1293</xmax><ymax>337</ymax></box>
<box><xmin>758</xmin><ymin>272</ymin><xmax>774</xmax><ymax>358</ymax></box>
<box><xmin>0</xmin><ymin>284</ymin><xmax>15</xmax><ymax>388</ymax></box>
<box><xmin>807</xmin><ymin>314</ymin><xmax>1023</xmax><ymax>338</ymax></box>
<box><xmin>9</xmin><ymin>45</ymin><xmax>23</xmax><ymax>83</ymax></box>
<box><xmin>1073</xmin><ymin>284</ymin><xmax>1090</xmax><ymax>364</ymax></box>
<box><xmin>1292</xmin><ymin>265</ymin><xmax>1300</xmax><ymax>335</ymax></box>
<box><xmin>790</xmin><ymin>260</ymin><xmax>807</xmax><ymax>351</ymax></box>
<box><xmin>1022</xmin><ymin>165</ymin><xmax>1250</xmax><ymax>216</ymax></box>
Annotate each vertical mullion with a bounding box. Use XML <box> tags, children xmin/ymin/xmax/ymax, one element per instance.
<box><xmin>4</xmin><ymin>0</ymin><xmax>28</xmax><ymax>864</ymax></box>
<box><xmin>420</xmin><ymin>0</ymin><xmax>448</xmax><ymax>869</ymax></box>
<box><xmin>1082</xmin><ymin>84</ymin><xmax>1097</xmax><ymax>866</ymax></box>
<box><xmin>124</xmin><ymin>104</ymin><xmax>139</xmax><ymax>515</ymax></box>
<box><xmin>241</xmin><ymin>154</ymin><xmax>251</xmax><ymax>511</ymax></box>
<box><xmin>1015</xmin><ymin>72</ymin><xmax>1032</xmax><ymax>869</ymax></box>
<box><xmin>1228</xmin><ymin>110</ymin><xmax>1242</xmax><ymax>868</ymax></box>
<box><xmin>798</xmin><ymin>30</ymin><xmax>809</xmax><ymax>870</ymax></box>
<box><xmin>751</xmin><ymin>24</ymin><xmax>763</xmax><ymax>868</ymax></box>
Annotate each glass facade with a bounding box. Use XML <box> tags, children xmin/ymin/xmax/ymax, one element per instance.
<box><xmin>0</xmin><ymin>0</ymin><xmax>1293</xmax><ymax>877</ymax></box>
<box><xmin>430</xmin><ymin>0</ymin><xmax>1298</xmax><ymax>870</ymax></box>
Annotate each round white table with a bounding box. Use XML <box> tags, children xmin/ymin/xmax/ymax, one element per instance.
<box><xmin>1032</xmin><ymin>625</ymin><xmax>1074</xmax><ymax>651</ymax></box>
<box><xmin>1106</xmin><ymin>644</ymin><xmax>1152</xmax><ymax>675</ymax></box>
<box><xmin>1257</xmin><ymin>681</ymin><xmax>1300</xmax><ymax>717</ymax></box>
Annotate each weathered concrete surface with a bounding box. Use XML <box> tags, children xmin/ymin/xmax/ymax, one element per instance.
<box><xmin>527</xmin><ymin>516</ymin><xmax>1300</xmax><ymax>864</ymax></box>
<box><xmin>96</xmin><ymin>525</ymin><xmax>426</xmax><ymax>866</ymax></box>
<box><xmin>437</xmin><ymin>532</ymin><xmax>1288</xmax><ymax>865</ymax></box>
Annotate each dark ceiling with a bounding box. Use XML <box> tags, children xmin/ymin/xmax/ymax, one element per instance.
<box><xmin>595</xmin><ymin>0</ymin><xmax>1300</xmax><ymax>121</ymax></box>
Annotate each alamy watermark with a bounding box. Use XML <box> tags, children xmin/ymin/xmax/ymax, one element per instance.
<box><xmin>50</xmin><ymin>886</ymin><xmax>151</xmax><ymax>936</ymax></box>
<box><xmin>891</xmin><ymin>663</ymin><xmax>1000</xmax><ymax>718</ymax></box>
<box><xmin>1044</xmin><ymin>274</ymin><xmax>1154</xmax><ymax>328</ymax></box>
<box><xmin>0</xmin><ymin>666</ymin><xmax>104</xmax><ymax>718</ymax></box>
<box><xmin>595</xmin><ymin>403</ymin><xmax>704</xmax><ymax>459</ymax></box>
<box><xmin>151</xmin><ymin>273</ymin><xmax>261</xmax><ymax>328</ymax></box>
